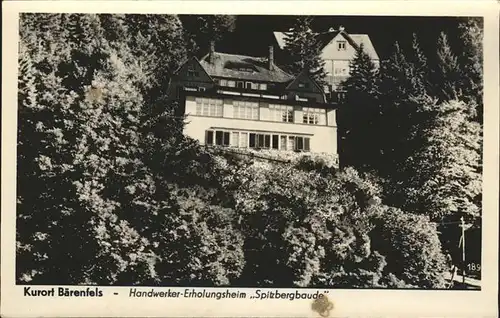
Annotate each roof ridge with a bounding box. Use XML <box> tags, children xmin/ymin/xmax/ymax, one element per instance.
<box><xmin>213</xmin><ymin>51</ymin><xmax>266</xmax><ymax>60</ymax></box>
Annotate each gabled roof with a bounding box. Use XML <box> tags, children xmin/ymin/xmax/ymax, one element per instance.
<box><xmin>199</xmin><ymin>52</ymin><xmax>294</xmax><ymax>83</ymax></box>
<box><xmin>273</xmin><ymin>30</ymin><xmax>379</xmax><ymax>61</ymax></box>
<box><xmin>172</xmin><ymin>56</ymin><xmax>214</xmax><ymax>80</ymax></box>
<box><xmin>285</xmin><ymin>69</ymin><xmax>324</xmax><ymax>93</ymax></box>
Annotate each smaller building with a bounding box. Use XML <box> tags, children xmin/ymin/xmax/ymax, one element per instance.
<box><xmin>168</xmin><ymin>43</ymin><xmax>340</xmax><ymax>163</ymax></box>
<box><xmin>273</xmin><ymin>26</ymin><xmax>379</xmax><ymax>92</ymax></box>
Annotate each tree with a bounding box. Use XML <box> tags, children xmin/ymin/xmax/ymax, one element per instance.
<box><xmin>456</xmin><ymin>18</ymin><xmax>483</xmax><ymax>121</ymax></box>
<box><xmin>370</xmin><ymin>208</ymin><xmax>448</xmax><ymax>288</ymax></box>
<box><xmin>17</xmin><ymin>13</ymin><xmax>155</xmax><ymax>284</ymax></box>
<box><xmin>408</xmin><ymin>33</ymin><xmax>430</xmax><ymax>96</ymax></box>
<box><xmin>432</xmin><ymin>32</ymin><xmax>461</xmax><ymax>102</ymax></box>
<box><xmin>375</xmin><ymin>41</ymin><xmax>431</xmax><ymax>178</ymax></box>
<box><xmin>282</xmin><ymin>17</ymin><xmax>327</xmax><ymax>85</ymax></box>
<box><xmin>400</xmin><ymin>99</ymin><xmax>482</xmax><ymax>223</ymax></box>
<box><xmin>16</xmin><ymin>13</ymin><xmax>243</xmax><ymax>286</ymax></box>
<box><xmin>337</xmin><ymin>44</ymin><xmax>380</xmax><ymax>171</ymax></box>
<box><xmin>180</xmin><ymin>15</ymin><xmax>237</xmax><ymax>57</ymax></box>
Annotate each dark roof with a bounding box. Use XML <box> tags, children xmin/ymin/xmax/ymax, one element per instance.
<box><xmin>199</xmin><ymin>52</ymin><xmax>294</xmax><ymax>83</ymax></box>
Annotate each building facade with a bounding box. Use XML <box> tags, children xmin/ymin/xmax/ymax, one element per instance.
<box><xmin>273</xmin><ymin>26</ymin><xmax>379</xmax><ymax>92</ymax></box>
<box><xmin>168</xmin><ymin>44</ymin><xmax>339</xmax><ymax>159</ymax></box>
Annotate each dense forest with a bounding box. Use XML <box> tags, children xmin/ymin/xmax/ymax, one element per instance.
<box><xmin>17</xmin><ymin>14</ymin><xmax>482</xmax><ymax>288</ymax></box>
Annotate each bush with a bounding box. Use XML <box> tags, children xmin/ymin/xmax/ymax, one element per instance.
<box><xmin>234</xmin><ymin>165</ymin><xmax>396</xmax><ymax>288</ymax></box>
<box><xmin>370</xmin><ymin>208</ymin><xmax>448</xmax><ymax>288</ymax></box>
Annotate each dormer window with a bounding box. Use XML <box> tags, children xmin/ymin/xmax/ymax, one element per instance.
<box><xmin>236</xmin><ymin>81</ymin><xmax>244</xmax><ymax>89</ymax></box>
<box><xmin>238</xmin><ymin>68</ymin><xmax>255</xmax><ymax>72</ymax></box>
<box><xmin>187</xmin><ymin>65</ymin><xmax>198</xmax><ymax>77</ymax></box>
<box><xmin>337</xmin><ymin>41</ymin><xmax>347</xmax><ymax>51</ymax></box>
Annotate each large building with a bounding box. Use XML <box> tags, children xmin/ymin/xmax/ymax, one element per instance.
<box><xmin>168</xmin><ymin>43</ymin><xmax>339</xmax><ymax>159</ymax></box>
<box><xmin>273</xmin><ymin>26</ymin><xmax>379</xmax><ymax>92</ymax></box>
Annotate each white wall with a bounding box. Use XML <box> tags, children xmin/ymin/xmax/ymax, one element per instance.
<box><xmin>184</xmin><ymin>95</ymin><xmax>338</xmax><ymax>154</ymax></box>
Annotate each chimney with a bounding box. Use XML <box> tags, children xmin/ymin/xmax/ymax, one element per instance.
<box><xmin>268</xmin><ymin>45</ymin><xmax>274</xmax><ymax>70</ymax></box>
<box><xmin>338</xmin><ymin>25</ymin><xmax>345</xmax><ymax>32</ymax></box>
<box><xmin>209</xmin><ymin>41</ymin><xmax>215</xmax><ymax>63</ymax></box>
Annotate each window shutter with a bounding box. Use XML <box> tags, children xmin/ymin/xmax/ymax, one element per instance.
<box><xmin>223</xmin><ymin>132</ymin><xmax>230</xmax><ymax>146</ymax></box>
<box><xmin>304</xmin><ymin>138</ymin><xmax>310</xmax><ymax>151</ymax></box>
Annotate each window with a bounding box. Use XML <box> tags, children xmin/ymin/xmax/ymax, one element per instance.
<box><xmin>264</xmin><ymin>135</ymin><xmax>271</xmax><ymax>148</ymax></box>
<box><xmin>259</xmin><ymin>83</ymin><xmax>267</xmax><ymax>90</ymax></box>
<box><xmin>220</xmin><ymin>79</ymin><xmax>228</xmax><ymax>86</ymax></box>
<box><xmin>295</xmin><ymin>137</ymin><xmax>310</xmax><ymax>151</ymax></box>
<box><xmin>237</xmin><ymin>81</ymin><xmax>244</xmax><ymax>88</ymax></box>
<box><xmin>195</xmin><ymin>98</ymin><xmax>223</xmax><ymax>117</ymax></box>
<box><xmin>240</xmin><ymin>132</ymin><xmax>248</xmax><ymax>148</ymax></box>
<box><xmin>258</xmin><ymin>134</ymin><xmax>265</xmax><ymax>148</ymax></box>
<box><xmin>280</xmin><ymin>136</ymin><xmax>287</xmax><ymax>150</ymax></box>
<box><xmin>334</xmin><ymin>67</ymin><xmax>349</xmax><ymax>76</ymax></box>
<box><xmin>223</xmin><ymin>132</ymin><xmax>230</xmax><ymax>146</ymax></box>
<box><xmin>249</xmin><ymin>133</ymin><xmax>256</xmax><ymax>148</ymax></box>
<box><xmin>249</xmin><ymin>133</ymin><xmax>272</xmax><ymax>149</ymax></box>
<box><xmin>231</xmin><ymin>132</ymin><xmax>239</xmax><ymax>147</ymax></box>
<box><xmin>337</xmin><ymin>41</ymin><xmax>346</xmax><ymax>50</ymax></box>
<box><xmin>206</xmin><ymin>130</ymin><xmax>230</xmax><ymax>147</ymax></box>
<box><xmin>269</xmin><ymin>104</ymin><xmax>294</xmax><ymax>123</ymax></box>
<box><xmin>227</xmin><ymin>80</ymin><xmax>236</xmax><ymax>87</ymax></box>
<box><xmin>272</xmin><ymin>135</ymin><xmax>279</xmax><ymax>149</ymax></box>
<box><xmin>233</xmin><ymin>100</ymin><xmax>259</xmax><ymax>120</ymax></box>
<box><xmin>245</xmin><ymin>82</ymin><xmax>252</xmax><ymax>89</ymax></box>
<box><xmin>199</xmin><ymin>87</ymin><xmax>206</xmax><ymax>92</ymax></box>
<box><xmin>187</xmin><ymin>65</ymin><xmax>198</xmax><ymax>77</ymax></box>
<box><xmin>212</xmin><ymin>130</ymin><xmax>311</xmax><ymax>152</ymax></box>
<box><xmin>334</xmin><ymin>61</ymin><xmax>350</xmax><ymax>76</ymax></box>
<box><xmin>251</xmin><ymin>82</ymin><xmax>259</xmax><ymax>90</ymax></box>
<box><xmin>287</xmin><ymin>136</ymin><xmax>295</xmax><ymax>151</ymax></box>
<box><xmin>215</xmin><ymin>131</ymin><xmax>223</xmax><ymax>145</ymax></box>
<box><xmin>205</xmin><ymin>131</ymin><xmax>214</xmax><ymax>145</ymax></box>
<box><xmin>298</xmin><ymin>82</ymin><xmax>309</xmax><ymax>89</ymax></box>
<box><xmin>303</xmin><ymin>107</ymin><xmax>326</xmax><ymax>125</ymax></box>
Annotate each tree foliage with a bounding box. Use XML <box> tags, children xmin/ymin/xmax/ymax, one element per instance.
<box><xmin>398</xmin><ymin>100</ymin><xmax>482</xmax><ymax>222</ymax></box>
<box><xmin>282</xmin><ymin>17</ymin><xmax>327</xmax><ymax>85</ymax></box>
<box><xmin>17</xmin><ymin>13</ymin><xmax>243</xmax><ymax>286</ymax></box>
<box><xmin>338</xmin><ymin>45</ymin><xmax>380</xmax><ymax>171</ymax></box>
<box><xmin>180</xmin><ymin>15</ymin><xmax>237</xmax><ymax>57</ymax></box>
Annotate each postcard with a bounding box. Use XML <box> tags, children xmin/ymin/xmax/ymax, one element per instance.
<box><xmin>1</xmin><ymin>1</ymin><xmax>499</xmax><ymax>317</ymax></box>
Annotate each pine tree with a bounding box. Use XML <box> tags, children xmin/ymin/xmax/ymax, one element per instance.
<box><xmin>282</xmin><ymin>17</ymin><xmax>327</xmax><ymax>85</ymax></box>
<box><xmin>375</xmin><ymin>41</ymin><xmax>431</xmax><ymax>178</ymax></box>
<box><xmin>456</xmin><ymin>18</ymin><xmax>483</xmax><ymax>121</ymax></box>
<box><xmin>180</xmin><ymin>15</ymin><xmax>237</xmax><ymax>57</ymax></box>
<box><xmin>433</xmin><ymin>32</ymin><xmax>461</xmax><ymax>101</ymax></box>
<box><xmin>338</xmin><ymin>44</ymin><xmax>380</xmax><ymax>171</ymax></box>
<box><xmin>408</xmin><ymin>33</ymin><xmax>430</xmax><ymax>96</ymax></box>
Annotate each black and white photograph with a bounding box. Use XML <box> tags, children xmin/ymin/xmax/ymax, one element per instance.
<box><xmin>2</xmin><ymin>1</ymin><xmax>499</xmax><ymax>317</ymax></box>
<box><xmin>14</xmin><ymin>11</ymin><xmax>485</xmax><ymax>289</ymax></box>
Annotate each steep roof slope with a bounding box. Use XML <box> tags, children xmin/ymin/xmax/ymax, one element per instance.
<box><xmin>199</xmin><ymin>52</ymin><xmax>294</xmax><ymax>83</ymax></box>
<box><xmin>273</xmin><ymin>30</ymin><xmax>379</xmax><ymax>61</ymax></box>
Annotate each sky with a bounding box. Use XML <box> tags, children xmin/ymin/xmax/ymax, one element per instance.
<box><xmin>211</xmin><ymin>15</ymin><xmax>475</xmax><ymax>62</ymax></box>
